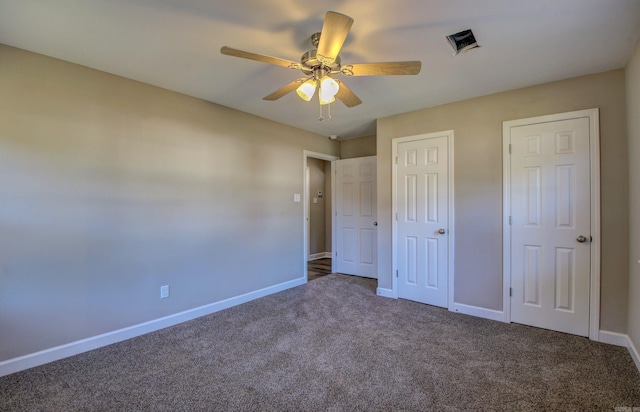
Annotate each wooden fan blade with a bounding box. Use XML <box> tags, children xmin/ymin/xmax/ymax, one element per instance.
<box><xmin>263</xmin><ymin>78</ymin><xmax>307</xmax><ymax>101</ymax></box>
<box><xmin>316</xmin><ymin>11</ymin><xmax>354</xmax><ymax>64</ymax></box>
<box><xmin>221</xmin><ymin>46</ymin><xmax>301</xmax><ymax>69</ymax></box>
<box><xmin>342</xmin><ymin>61</ymin><xmax>422</xmax><ymax>76</ymax></box>
<box><xmin>335</xmin><ymin>81</ymin><xmax>362</xmax><ymax>108</ymax></box>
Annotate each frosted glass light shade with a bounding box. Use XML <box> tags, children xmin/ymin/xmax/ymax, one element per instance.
<box><xmin>319</xmin><ymin>94</ymin><xmax>335</xmax><ymax>105</ymax></box>
<box><xmin>319</xmin><ymin>76</ymin><xmax>339</xmax><ymax>105</ymax></box>
<box><xmin>296</xmin><ymin>79</ymin><xmax>317</xmax><ymax>101</ymax></box>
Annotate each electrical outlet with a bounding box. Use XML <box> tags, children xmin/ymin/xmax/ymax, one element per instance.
<box><xmin>160</xmin><ymin>285</ymin><xmax>169</xmax><ymax>299</ymax></box>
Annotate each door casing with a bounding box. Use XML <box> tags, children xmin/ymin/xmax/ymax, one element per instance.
<box><xmin>502</xmin><ymin>108</ymin><xmax>601</xmax><ymax>340</ymax></box>
<box><xmin>391</xmin><ymin>131</ymin><xmax>455</xmax><ymax>305</ymax></box>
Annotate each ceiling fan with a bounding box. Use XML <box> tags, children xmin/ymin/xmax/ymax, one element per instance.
<box><xmin>220</xmin><ymin>11</ymin><xmax>421</xmax><ymax>115</ymax></box>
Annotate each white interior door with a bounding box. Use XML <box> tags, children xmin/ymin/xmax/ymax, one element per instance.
<box><xmin>396</xmin><ymin>134</ymin><xmax>450</xmax><ymax>308</ymax></box>
<box><xmin>509</xmin><ymin>117</ymin><xmax>591</xmax><ymax>336</ymax></box>
<box><xmin>335</xmin><ymin>156</ymin><xmax>377</xmax><ymax>278</ymax></box>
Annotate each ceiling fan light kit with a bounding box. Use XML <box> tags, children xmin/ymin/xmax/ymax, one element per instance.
<box><xmin>220</xmin><ymin>11</ymin><xmax>422</xmax><ymax>121</ymax></box>
<box><xmin>318</xmin><ymin>75</ymin><xmax>339</xmax><ymax>104</ymax></box>
<box><xmin>296</xmin><ymin>78</ymin><xmax>317</xmax><ymax>101</ymax></box>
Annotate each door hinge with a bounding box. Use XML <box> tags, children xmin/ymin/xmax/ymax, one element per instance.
<box><xmin>509</xmin><ymin>287</ymin><xmax>512</xmax><ymax>297</ymax></box>
<box><xmin>396</xmin><ymin>269</ymin><xmax>399</xmax><ymax>278</ymax></box>
<box><xmin>395</xmin><ymin>156</ymin><xmax>398</xmax><ymax>165</ymax></box>
<box><xmin>509</xmin><ymin>144</ymin><xmax>512</xmax><ymax>154</ymax></box>
<box><xmin>509</xmin><ymin>216</ymin><xmax>512</xmax><ymax>225</ymax></box>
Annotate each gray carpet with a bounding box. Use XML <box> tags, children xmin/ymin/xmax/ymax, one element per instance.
<box><xmin>1</xmin><ymin>274</ymin><xmax>639</xmax><ymax>411</ymax></box>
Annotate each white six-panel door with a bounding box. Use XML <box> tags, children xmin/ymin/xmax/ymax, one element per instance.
<box><xmin>395</xmin><ymin>134</ymin><xmax>451</xmax><ymax>307</ymax></box>
<box><xmin>509</xmin><ymin>117</ymin><xmax>592</xmax><ymax>336</ymax></box>
<box><xmin>335</xmin><ymin>156</ymin><xmax>377</xmax><ymax>278</ymax></box>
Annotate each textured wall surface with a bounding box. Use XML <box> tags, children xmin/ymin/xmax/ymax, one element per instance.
<box><xmin>340</xmin><ymin>135</ymin><xmax>376</xmax><ymax>159</ymax></box>
<box><xmin>0</xmin><ymin>45</ymin><xmax>339</xmax><ymax>361</ymax></box>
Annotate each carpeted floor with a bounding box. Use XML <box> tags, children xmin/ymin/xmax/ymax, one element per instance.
<box><xmin>1</xmin><ymin>274</ymin><xmax>639</xmax><ymax>411</ymax></box>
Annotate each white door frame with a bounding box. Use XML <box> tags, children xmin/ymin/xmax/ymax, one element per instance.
<box><xmin>502</xmin><ymin>108</ymin><xmax>601</xmax><ymax>340</ymax></box>
<box><xmin>391</xmin><ymin>131</ymin><xmax>455</xmax><ymax>304</ymax></box>
<box><xmin>303</xmin><ymin>150</ymin><xmax>339</xmax><ymax>281</ymax></box>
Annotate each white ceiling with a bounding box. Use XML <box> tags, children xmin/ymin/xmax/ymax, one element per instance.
<box><xmin>1</xmin><ymin>0</ymin><xmax>639</xmax><ymax>139</ymax></box>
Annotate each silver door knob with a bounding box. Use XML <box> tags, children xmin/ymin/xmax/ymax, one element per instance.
<box><xmin>438</xmin><ymin>228</ymin><xmax>446</xmax><ymax>234</ymax></box>
<box><xmin>576</xmin><ymin>235</ymin><xmax>587</xmax><ymax>243</ymax></box>
<box><xmin>373</xmin><ymin>222</ymin><xmax>378</xmax><ymax>226</ymax></box>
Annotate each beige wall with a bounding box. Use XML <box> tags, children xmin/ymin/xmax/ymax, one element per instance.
<box><xmin>626</xmin><ymin>42</ymin><xmax>640</xmax><ymax>353</ymax></box>
<box><xmin>0</xmin><ymin>45</ymin><xmax>339</xmax><ymax>362</ymax></box>
<box><xmin>377</xmin><ymin>70</ymin><xmax>629</xmax><ymax>332</ymax></box>
<box><xmin>340</xmin><ymin>135</ymin><xmax>376</xmax><ymax>159</ymax></box>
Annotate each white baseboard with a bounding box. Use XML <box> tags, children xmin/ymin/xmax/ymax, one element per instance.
<box><xmin>308</xmin><ymin>252</ymin><xmax>331</xmax><ymax>261</ymax></box>
<box><xmin>598</xmin><ymin>330</ymin><xmax>629</xmax><ymax>347</ymax></box>
<box><xmin>598</xmin><ymin>330</ymin><xmax>640</xmax><ymax>373</ymax></box>
<box><xmin>0</xmin><ymin>277</ymin><xmax>306</xmax><ymax>378</ymax></box>
<box><xmin>376</xmin><ymin>287</ymin><xmax>395</xmax><ymax>299</ymax></box>
<box><xmin>449</xmin><ymin>302</ymin><xmax>505</xmax><ymax>322</ymax></box>
<box><xmin>629</xmin><ymin>336</ymin><xmax>640</xmax><ymax>373</ymax></box>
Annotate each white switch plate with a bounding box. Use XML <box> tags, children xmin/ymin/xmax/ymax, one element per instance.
<box><xmin>293</xmin><ymin>193</ymin><xmax>301</xmax><ymax>202</ymax></box>
<box><xmin>313</xmin><ymin>198</ymin><xmax>318</xmax><ymax>204</ymax></box>
<box><xmin>160</xmin><ymin>285</ymin><xmax>169</xmax><ymax>299</ymax></box>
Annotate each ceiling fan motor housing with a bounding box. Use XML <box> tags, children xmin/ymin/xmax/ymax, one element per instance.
<box><xmin>301</xmin><ymin>50</ymin><xmax>341</xmax><ymax>76</ymax></box>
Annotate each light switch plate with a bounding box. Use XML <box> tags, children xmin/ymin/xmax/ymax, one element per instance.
<box><xmin>160</xmin><ymin>285</ymin><xmax>169</xmax><ymax>299</ymax></box>
<box><xmin>294</xmin><ymin>194</ymin><xmax>301</xmax><ymax>202</ymax></box>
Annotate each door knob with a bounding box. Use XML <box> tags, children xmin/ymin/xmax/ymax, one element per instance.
<box><xmin>576</xmin><ymin>235</ymin><xmax>587</xmax><ymax>243</ymax></box>
<box><xmin>438</xmin><ymin>228</ymin><xmax>446</xmax><ymax>234</ymax></box>
<box><xmin>373</xmin><ymin>222</ymin><xmax>378</xmax><ymax>226</ymax></box>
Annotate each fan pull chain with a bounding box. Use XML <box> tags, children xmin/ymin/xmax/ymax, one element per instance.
<box><xmin>318</xmin><ymin>103</ymin><xmax>332</xmax><ymax>122</ymax></box>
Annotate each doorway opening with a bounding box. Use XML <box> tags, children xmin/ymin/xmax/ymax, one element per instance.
<box><xmin>303</xmin><ymin>151</ymin><xmax>339</xmax><ymax>281</ymax></box>
<box><xmin>307</xmin><ymin>258</ymin><xmax>332</xmax><ymax>281</ymax></box>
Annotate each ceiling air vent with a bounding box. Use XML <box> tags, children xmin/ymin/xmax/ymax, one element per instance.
<box><xmin>446</xmin><ymin>29</ymin><xmax>479</xmax><ymax>55</ymax></box>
